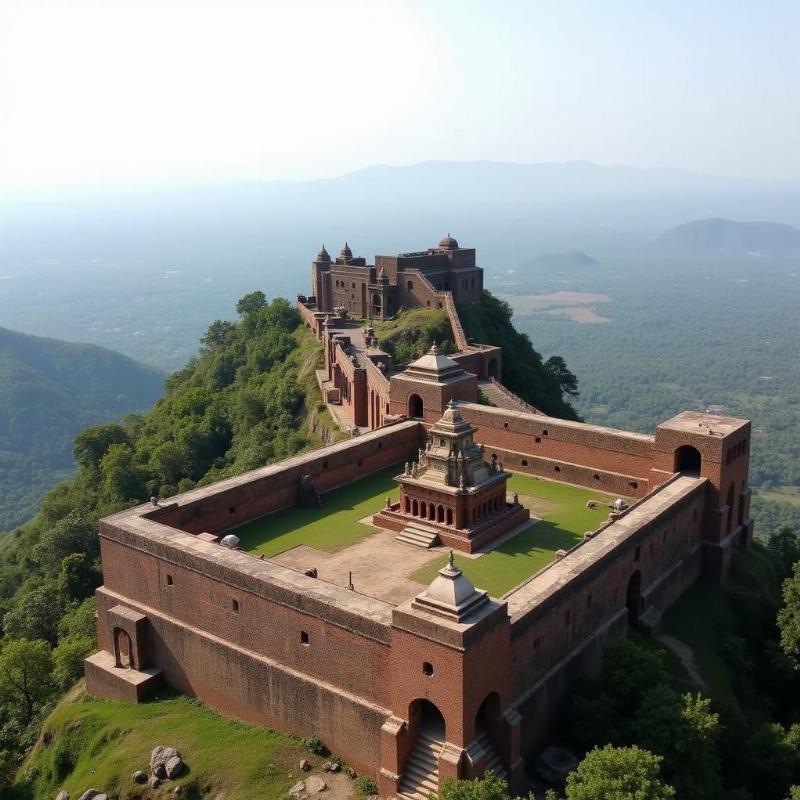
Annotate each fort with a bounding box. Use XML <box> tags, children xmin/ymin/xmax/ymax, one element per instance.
<box><xmin>85</xmin><ymin>237</ymin><xmax>754</xmax><ymax>798</ymax></box>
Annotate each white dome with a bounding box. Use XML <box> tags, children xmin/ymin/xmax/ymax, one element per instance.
<box><xmin>424</xmin><ymin>551</ymin><xmax>476</xmax><ymax>607</ymax></box>
<box><xmin>221</xmin><ymin>534</ymin><xmax>240</xmax><ymax>548</ymax></box>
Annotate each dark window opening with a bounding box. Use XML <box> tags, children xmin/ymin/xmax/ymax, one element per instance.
<box><xmin>586</xmin><ymin>593</ymin><xmax>592</xmax><ymax>607</ymax></box>
<box><xmin>522</xmin><ymin>459</ymin><xmax>528</xmax><ymax>467</ymax></box>
<box><xmin>629</xmin><ymin>481</ymin><xmax>638</xmax><ymax>489</ymax></box>
<box><xmin>535</xmin><ymin>436</ymin><xmax>541</xmax><ymax>443</ymax></box>
<box><xmin>422</xmin><ymin>662</ymin><xmax>434</xmax><ymax>676</ymax></box>
<box><xmin>323</xmin><ymin>460</ymin><xmax>328</xmax><ymax>469</ymax></box>
<box><xmin>166</xmin><ymin>574</ymin><xmax>173</xmax><ymax>586</ymax></box>
<box><xmin>300</xmin><ymin>631</ymin><xmax>310</xmax><ymax>645</ymax></box>
<box><xmin>357</xmin><ymin>459</ymin><xmax>362</xmax><ymax>467</ymax></box>
<box><xmin>229</xmin><ymin>506</ymin><xmax>235</xmax><ymax>514</ymax></box>
<box><xmin>533</xmin><ymin>637</ymin><xmax>541</xmax><ymax>649</ymax></box>
<box><xmin>543</xmin><ymin>429</ymin><xmax>549</xmax><ymax>436</ymax></box>
<box><xmin>554</xmin><ymin>465</ymin><xmax>561</xmax><ymax>473</ymax></box>
<box><xmin>593</xmin><ymin>473</ymin><xmax>600</xmax><ymax>481</ymax></box>
<box><xmin>232</xmin><ymin>598</ymin><xmax>239</xmax><ymax>613</ymax></box>
<box><xmin>634</xmin><ymin>545</ymin><xmax>641</xmax><ymax>562</ymax></box>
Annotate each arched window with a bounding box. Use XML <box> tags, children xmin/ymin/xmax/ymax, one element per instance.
<box><xmin>674</xmin><ymin>445</ymin><xmax>702</xmax><ymax>475</ymax></box>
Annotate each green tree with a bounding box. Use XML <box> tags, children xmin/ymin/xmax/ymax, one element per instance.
<box><xmin>0</xmin><ymin>639</ymin><xmax>54</xmax><ymax>722</ymax></box>
<box><xmin>778</xmin><ymin>562</ymin><xmax>800</xmax><ymax>668</ymax></box>
<box><xmin>235</xmin><ymin>290</ymin><xmax>267</xmax><ymax>316</ymax></box>
<box><xmin>57</xmin><ymin>553</ymin><xmax>101</xmax><ymax>602</ymax></box>
<box><xmin>73</xmin><ymin>423</ymin><xmax>129</xmax><ymax>473</ymax></box>
<box><xmin>3</xmin><ymin>584</ymin><xmax>66</xmax><ymax>646</ymax></box>
<box><xmin>32</xmin><ymin>510</ymin><xmax>98</xmax><ymax>572</ymax></box>
<box><xmin>545</xmin><ymin>355</ymin><xmax>580</xmax><ymax>398</ymax></box>
<box><xmin>440</xmin><ymin>771</ymin><xmax>511</xmax><ymax>800</ymax></box>
<box><xmin>633</xmin><ymin>686</ymin><xmax>721</xmax><ymax>799</ymax></box>
<box><xmin>100</xmin><ymin>442</ymin><xmax>146</xmax><ymax>502</ymax></box>
<box><xmin>52</xmin><ymin>634</ymin><xmax>95</xmax><ymax>691</ymax></box>
<box><xmin>565</xmin><ymin>745</ymin><xmax>675</xmax><ymax>800</ymax></box>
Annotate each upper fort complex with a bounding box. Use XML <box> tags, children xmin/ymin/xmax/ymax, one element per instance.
<box><xmin>86</xmin><ymin>237</ymin><xmax>754</xmax><ymax>798</ymax></box>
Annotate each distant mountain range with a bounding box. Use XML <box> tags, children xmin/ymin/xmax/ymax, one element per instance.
<box><xmin>519</xmin><ymin>250</ymin><xmax>598</xmax><ymax>270</ymax></box>
<box><xmin>0</xmin><ymin>327</ymin><xmax>164</xmax><ymax>531</ymax></box>
<box><xmin>652</xmin><ymin>218</ymin><xmax>800</xmax><ymax>257</ymax></box>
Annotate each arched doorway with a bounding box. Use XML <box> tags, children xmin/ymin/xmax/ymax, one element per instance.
<box><xmin>408</xmin><ymin>394</ymin><xmax>423</xmax><ymax>419</ymax></box>
<box><xmin>372</xmin><ymin>293</ymin><xmax>382</xmax><ymax>317</ymax></box>
<box><xmin>113</xmin><ymin>628</ymin><xmax>134</xmax><ymax>669</ymax></box>
<box><xmin>674</xmin><ymin>445</ymin><xmax>701</xmax><ymax>476</ymax></box>
<box><xmin>487</xmin><ymin>358</ymin><xmax>498</xmax><ymax>379</ymax></box>
<box><xmin>475</xmin><ymin>692</ymin><xmax>501</xmax><ymax>736</ymax></box>
<box><xmin>409</xmin><ymin>698</ymin><xmax>446</xmax><ymax>741</ymax></box>
<box><xmin>726</xmin><ymin>483</ymin><xmax>735</xmax><ymax>534</ymax></box>
<box><xmin>626</xmin><ymin>571</ymin><xmax>642</xmax><ymax>624</ymax></box>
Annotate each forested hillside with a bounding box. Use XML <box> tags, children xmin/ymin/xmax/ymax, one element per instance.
<box><xmin>0</xmin><ymin>328</ymin><xmax>164</xmax><ymax>531</ymax></box>
<box><xmin>0</xmin><ymin>295</ymin><xmax>341</xmax><ymax>790</ymax></box>
<box><xmin>459</xmin><ymin>292</ymin><xmax>580</xmax><ymax>420</ymax></box>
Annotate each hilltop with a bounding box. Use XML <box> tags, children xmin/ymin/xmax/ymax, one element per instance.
<box><xmin>652</xmin><ymin>217</ymin><xmax>800</xmax><ymax>257</ymax></box>
<box><xmin>0</xmin><ymin>327</ymin><xmax>165</xmax><ymax>532</ymax></box>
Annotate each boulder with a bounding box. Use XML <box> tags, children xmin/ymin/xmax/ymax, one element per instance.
<box><xmin>149</xmin><ymin>776</ymin><xmax>162</xmax><ymax>789</ymax></box>
<box><xmin>55</xmin><ymin>792</ymin><xmax>70</xmax><ymax>800</ymax></box>
<box><xmin>133</xmin><ymin>770</ymin><xmax>148</xmax><ymax>784</ymax></box>
<box><xmin>289</xmin><ymin>780</ymin><xmax>306</xmax><ymax>798</ymax></box>
<box><xmin>299</xmin><ymin>759</ymin><xmax>311</xmax><ymax>772</ymax></box>
<box><xmin>165</xmin><ymin>755</ymin><xmax>184</xmax><ymax>779</ymax></box>
<box><xmin>151</xmin><ymin>745</ymin><xmax>180</xmax><ymax>779</ymax></box>
<box><xmin>306</xmin><ymin>775</ymin><xmax>327</xmax><ymax>794</ymax></box>
<box><xmin>78</xmin><ymin>791</ymin><xmax>101</xmax><ymax>800</ymax></box>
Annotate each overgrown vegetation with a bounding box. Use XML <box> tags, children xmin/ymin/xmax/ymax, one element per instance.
<box><xmin>458</xmin><ymin>292</ymin><xmax>579</xmax><ymax>419</ymax></box>
<box><xmin>370</xmin><ymin>307</ymin><xmax>455</xmax><ymax>363</ymax></box>
<box><xmin>0</xmin><ymin>294</ymin><xmax>335</xmax><ymax>791</ymax></box>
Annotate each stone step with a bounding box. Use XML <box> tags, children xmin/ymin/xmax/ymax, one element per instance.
<box><xmin>395</xmin><ymin>524</ymin><xmax>440</xmax><ymax>549</ymax></box>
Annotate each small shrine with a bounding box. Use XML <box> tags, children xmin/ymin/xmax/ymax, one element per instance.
<box><xmin>373</xmin><ymin>401</ymin><xmax>530</xmax><ymax>552</ymax></box>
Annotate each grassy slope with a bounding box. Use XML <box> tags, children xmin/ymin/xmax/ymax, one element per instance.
<box><xmin>236</xmin><ymin>465</ymin><xmax>401</xmax><ymax>556</ymax></box>
<box><xmin>411</xmin><ymin>474</ymin><xmax>621</xmax><ymax>596</ymax></box>
<box><xmin>9</xmin><ymin>688</ymin><xmax>335</xmax><ymax>800</ymax></box>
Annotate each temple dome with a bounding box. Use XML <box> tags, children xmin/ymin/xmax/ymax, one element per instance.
<box><xmin>340</xmin><ymin>242</ymin><xmax>353</xmax><ymax>259</ymax></box>
<box><xmin>424</xmin><ymin>551</ymin><xmax>477</xmax><ymax>607</ymax></box>
<box><xmin>409</xmin><ymin>343</ymin><xmax>459</xmax><ymax>374</ymax></box>
<box><xmin>316</xmin><ymin>245</ymin><xmax>331</xmax><ymax>262</ymax></box>
<box><xmin>438</xmin><ymin>234</ymin><xmax>459</xmax><ymax>250</ymax></box>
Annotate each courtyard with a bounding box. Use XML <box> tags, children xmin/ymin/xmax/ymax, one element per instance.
<box><xmin>233</xmin><ymin>465</ymin><xmax>624</xmax><ymax>602</ymax></box>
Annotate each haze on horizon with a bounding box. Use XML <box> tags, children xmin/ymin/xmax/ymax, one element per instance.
<box><xmin>0</xmin><ymin>0</ymin><xmax>798</xmax><ymax>190</ymax></box>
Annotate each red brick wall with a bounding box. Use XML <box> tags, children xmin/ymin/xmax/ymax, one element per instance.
<box><xmin>459</xmin><ymin>404</ymin><xmax>656</xmax><ymax>497</ymax></box>
<box><xmin>94</xmin><ymin>586</ymin><xmax>389</xmax><ymax>777</ymax></box>
<box><xmin>146</xmin><ymin>422</ymin><xmax>425</xmax><ymax>535</ymax></box>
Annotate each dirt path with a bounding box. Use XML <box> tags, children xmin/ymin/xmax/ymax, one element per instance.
<box><xmin>657</xmin><ymin>633</ymin><xmax>707</xmax><ymax>689</ymax></box>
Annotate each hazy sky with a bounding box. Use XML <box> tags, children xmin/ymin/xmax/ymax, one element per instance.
<box><xmin>1</xmin><ymin>0</ymin><xmax>798</xmax><ymax>187</ymax></box>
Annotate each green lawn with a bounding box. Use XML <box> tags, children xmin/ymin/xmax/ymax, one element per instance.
<box><xmin>235</xmin><ymin>465</ymin><xmax>401</xmax><ymax>556</ymax></box>
<box><xmin>410</xmin><ymin>473</ymin><xmax>622</xmax><ymax>597</ymax></box>
<box><xmin>10</xmin><ymin>688</ymin><xmax>331</xmax><ymax>800</ymax></box>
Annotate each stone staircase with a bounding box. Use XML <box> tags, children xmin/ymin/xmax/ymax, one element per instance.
<box><xmin>398</xmin><ymin>732</ymin><xmax>443</xmax><ymax>800</ymax></box>
<box><xmin>395</xmin><ymin>522</ymin><xmax>440</xmax><ymax>549</ymax></box>
<box><xmin>477</xmin><ymin>379</ymin><xmax>539</xmax><ymax>415</ymax></box>
<box><xmin>471</xmin><ymin>731</ymin><xmax>508</xmax><ymax>780</ymax></box>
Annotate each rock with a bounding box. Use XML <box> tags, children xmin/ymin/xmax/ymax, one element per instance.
<box><xmin>165</xmin><ymin>755</ymin><xmax>185</xmax><ymax>779</ymax></box>
<box><xmin>305</xmin><ymin>775</ymin><xmax>327</xmax><ymax>794</ymax></box>
<box><xmin>133</xmin><ymin>770</ymin><xmax>148</xmax><ymax>784</ymax></box>
<box><xmin>149</xmin><ymin>776</ymin><xmax>162</xmax><ymax>789</ymax></box>
<box><xmin>55</xmin><ymin>792</ymin><xmax>70</xmax><ymax>800</ymax></box>
<box><xmin>299</xmin><ymin>759</ymin><xmax>311</xmax><ymax>772</ymax></box>
<box><xmin>151</xmin><ymin>745</ymin><xmax>180</xmax><ymax>779</ymax></box>
<box><xmin>78</xmin><ymin>791</ymin><xmax>101</xmax><ymax>800</ymax></box>
<box><xmin>328</xmin><ymin>762</ymin><xmax>340</xmax><ymax>773</ymax></box>
<box><xmin>174</xmin><ymin>786</ymin><xmax>183</xmax><ymax>795</ymax></box>
<box><xmin>289</xmin><ymin>780</ymin><xmax>306</xmax><ymax>798</ymax></box>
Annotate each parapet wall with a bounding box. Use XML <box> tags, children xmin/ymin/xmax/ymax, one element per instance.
<box><xmin>459</xmin><ymin>403</ymin><xmax>658</xmax><ymax>498</ymax></box>
<box><xmin>146</xmin><ymin>421</ymin><xmax>424</xmax><ymax>535</ymax></box>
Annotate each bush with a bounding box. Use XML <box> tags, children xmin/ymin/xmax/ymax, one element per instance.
<box><xmin>354</xmin><ymin>775</ymin><xmax>378</xmax><ymax>796</ymax></box>
<box><xmin>302</xmin><ymin>734</ymin><xmax>327</xmax><ymax>755</ymax></box>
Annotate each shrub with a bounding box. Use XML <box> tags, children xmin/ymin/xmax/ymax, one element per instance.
<box><xmin>302</xmin><ymin>734</ymin><xmax>327</xmax><ymax>755</ymax></box>
<box><xmin>354</xmin><ymin>775</ymin><xmax>378</xmax><ymax>796</ymax></box>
